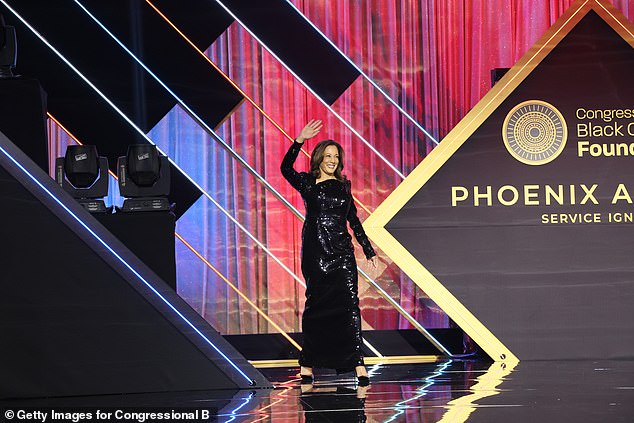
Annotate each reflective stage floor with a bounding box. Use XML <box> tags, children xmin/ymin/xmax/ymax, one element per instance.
<box><xmin>246</xmin><ymin>359</ymin><xmax>634</xmax><ymax>422</ymax></box>
<box><xmin>3</xmin><ymin>359</ymin><xmax>633</xmax><ymax>422</ymax></box>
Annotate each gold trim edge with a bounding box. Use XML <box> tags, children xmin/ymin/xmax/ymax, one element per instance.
<box><xmin>250</xmin><ymin>355</ymin><xmax>443</xmax><ymax>368</ymax></box>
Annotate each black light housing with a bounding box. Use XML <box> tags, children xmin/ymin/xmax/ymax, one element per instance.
<box><xmin>56</xmin><ymin>145</ymin><xmax>109</xmax><ymax>213</ymax></box>
<box><xmin>127</xmin><ymin>144</ymin><xmax>161</xmax><ymax>187</ymax></box>
<box><xmin>117</xmin><ymin>144</ymin><xmax>171</xmax><ymax>212</ymax></box>
<box><xmin>64</xmin><ymin>144</ymin><xmax>99</xmax><ymax>188</ymax></box>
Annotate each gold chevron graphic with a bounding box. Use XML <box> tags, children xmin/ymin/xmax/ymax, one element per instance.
<box><xmin>364</xmin><ymin>0</ymin><xmax>634</xmax><ymax>364</ymax></box>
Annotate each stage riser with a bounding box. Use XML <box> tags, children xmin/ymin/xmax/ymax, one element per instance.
<box><xmin>0</xmin><ymin>130</ymin><xmax>270</xmax><ymax>398</ymax></box>
<box><xmin>224</xmin><ymin>329</ymin><xmax>467</xmax><ymax>361</ymax></box>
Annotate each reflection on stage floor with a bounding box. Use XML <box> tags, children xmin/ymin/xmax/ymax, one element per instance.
<box><xmin>242</xmin><ymin>359</ymin><xmax>634</xmax><ymax>422</ymax></box>
<box><xmin>3</xmin><ymin>359</ymin><xmax>632</xmax><ymax>422</ymax></box>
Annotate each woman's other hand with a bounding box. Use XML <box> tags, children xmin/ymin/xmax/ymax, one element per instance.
<box><xmin>368</xmin><ymin>256</ymin><xmax>378</xmax><ymax>268</ymax></box>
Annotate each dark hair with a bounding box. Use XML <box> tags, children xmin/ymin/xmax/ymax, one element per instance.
<box><xmin>310</xmin><ymin>140</ymin><xmax>345</xmax><ymax>181</ymax></box>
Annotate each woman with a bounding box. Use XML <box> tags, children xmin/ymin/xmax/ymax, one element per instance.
<box><xmin>281</xmin><ymin>119</ymin><xmax>378</xmax><ymax>385</ymax></box>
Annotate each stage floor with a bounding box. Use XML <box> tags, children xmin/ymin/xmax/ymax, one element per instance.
<box><xmin>3</xmin><ymin>359</ymin><xmax>633</xmax><ymax>422</ymax></box>
<box><xmin>247</xmin><ymin>359</ymin><xmax>634</xmax><ymax>422</ymax></box>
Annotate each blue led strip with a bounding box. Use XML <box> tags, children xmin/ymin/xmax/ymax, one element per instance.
<box><xmin>71</xmin><ymin>0</ymin><xmax>449</xmax><ymax>355</ymax></box>
<box><xmin>0</xmin><ymin>143</ymin><xmax>253</xmax><ymax>384</ymax></box>
<box><xmin>213</xmin><ymin>0</ymin><xmax>407</xmax><ymax>179</ymax></box>
<box><xmin>283</xmin><ymin>0</ymin><xmax>439</xmax><ymax>146</ymax></box>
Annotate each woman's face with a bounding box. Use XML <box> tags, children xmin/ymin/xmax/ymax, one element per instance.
<box><xmin>319</xmin><ymin>145</ymin><xmax>340</xmax><ymax>177</ymax></box>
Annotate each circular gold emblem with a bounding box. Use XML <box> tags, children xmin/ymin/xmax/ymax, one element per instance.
<box><xmin>502</xmin><ymin>100</ymin><xmax>567</xmax><ymax>165</ymax></box>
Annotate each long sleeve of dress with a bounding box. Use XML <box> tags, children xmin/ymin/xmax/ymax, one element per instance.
<box><xmin>347</xmin><ymin>198</ymin><xmax>376</xmax><ymax>259</ymax></box>
<box><xmin>281</xmin><ymin>141</ymin><xmax>312</xmax><ymax>194</ymax></box>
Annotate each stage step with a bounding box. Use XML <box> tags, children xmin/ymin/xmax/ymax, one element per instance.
<box><xmin>224</xmin><ymin>329</ymin><xmax>468</xmax><ymax>362</ymax></box>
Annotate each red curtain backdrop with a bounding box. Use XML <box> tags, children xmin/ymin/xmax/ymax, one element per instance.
<box><xmin>49</xmin><ymin>0</ymin><xmax>634</xmax><ymax>337</ymax></box>
<box><xmin>296</xmin><ymin>0</ymin><xmax>633</xmax><ymax>143</ymax></box>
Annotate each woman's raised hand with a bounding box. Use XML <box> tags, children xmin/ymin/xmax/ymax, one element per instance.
<box><xmin>296</xmin><ymin>119</ymin><xmax>323</xmax><ymax>143</ymax></box>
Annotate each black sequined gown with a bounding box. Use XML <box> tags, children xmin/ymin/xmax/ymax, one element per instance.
<box><xmin>281</xmin><ymin>141</ymin><xmax>376</xmax><ymax>371</ymax></box>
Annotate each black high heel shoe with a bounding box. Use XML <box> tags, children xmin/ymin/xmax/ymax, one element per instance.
<box><xmin>356</xmin><ymin>375</ymin><xmax>370</xmax><ymax>386</ymax></box>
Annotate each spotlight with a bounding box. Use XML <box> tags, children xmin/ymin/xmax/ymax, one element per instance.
<box><xmin>117</xmin><ymin>144</ymin><xmax>171</xmax><ymax>212</ymax></box>
<box><xmin>0</xmin><ymin>14</ymin><xmax>17</xmax><ymax>78</ymax></box>
<box><xmin>56</xmin><ymin>145</ymin><xmax>109</xmax><ymax>213</ymax></box>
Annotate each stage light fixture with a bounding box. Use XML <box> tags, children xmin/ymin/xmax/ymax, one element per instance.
<box><xmin>0</xmin><ymin>14</ymin><xmax>17</xmax><ymax>78</ymax></box>
<box><xmin>117</xmin><ymin>144</ymin><xmax>171</xmax><ymax>212</ymax></box>
<box><xmin>55</xmin><ymin>145</ymin><xmax>109</xmax><ymax>213</ymax></box>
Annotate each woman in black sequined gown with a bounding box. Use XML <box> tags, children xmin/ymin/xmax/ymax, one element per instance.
<box><xmin>281</xmin><ymin>120</ymin><xmax>377</xmax><ymax>382</ymax></box>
